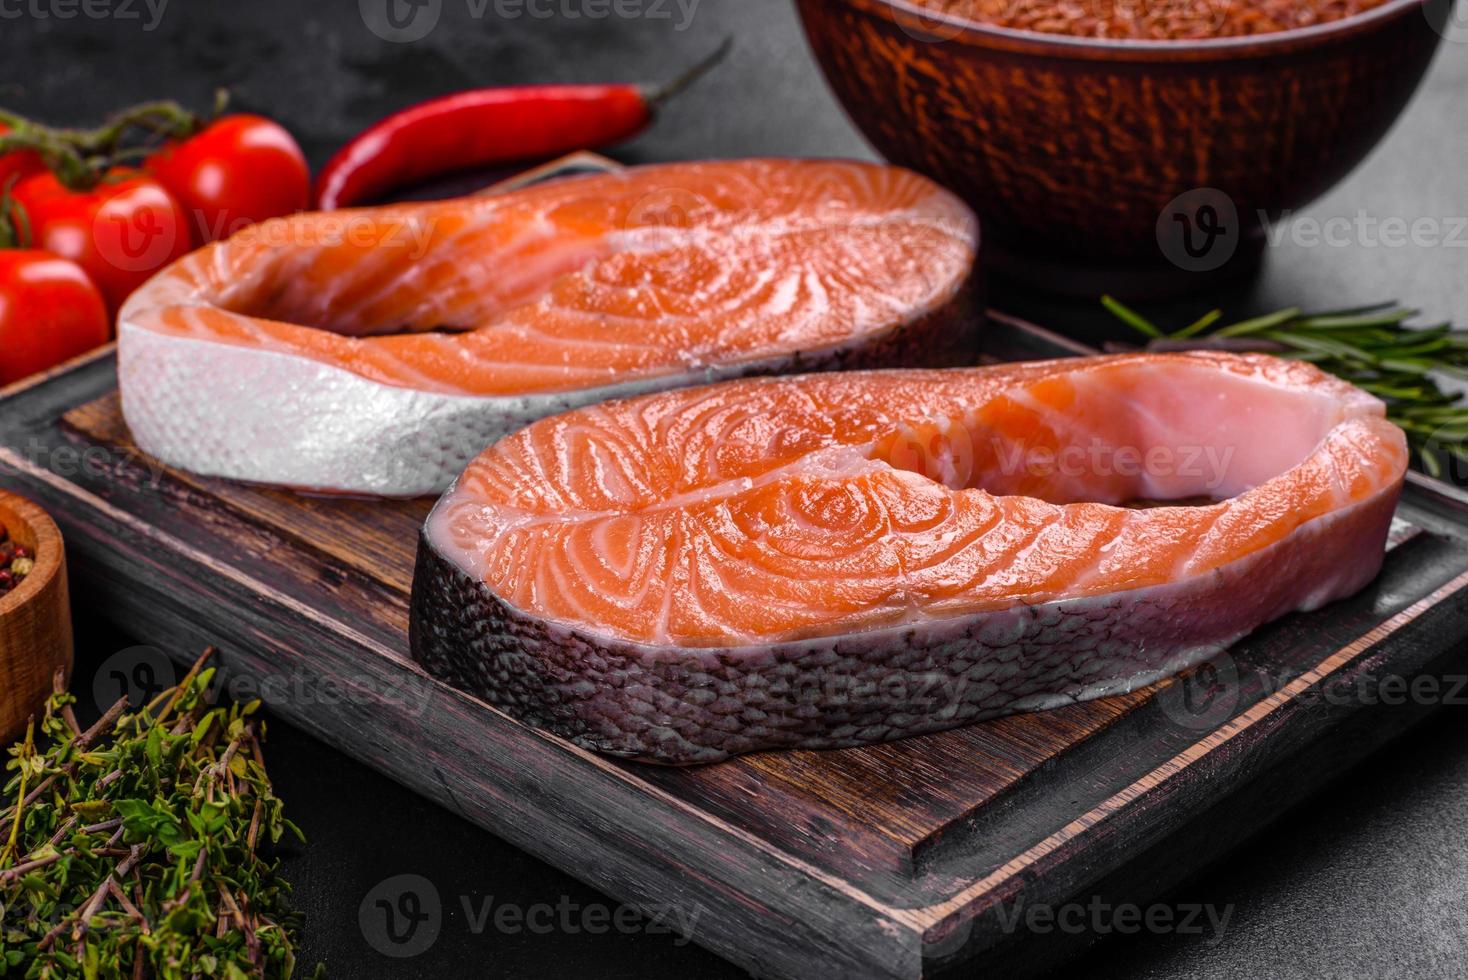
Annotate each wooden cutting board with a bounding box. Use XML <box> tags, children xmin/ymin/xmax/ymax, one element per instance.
<box><xmin>3</xmin><ymin>318</ymin><xmax>1468</xmax><ymax>978</ymax></box>
<box><xmin>3</xmin><ymin>161</ymin><xmax>1468</xmax><ymax>978</ymax></box>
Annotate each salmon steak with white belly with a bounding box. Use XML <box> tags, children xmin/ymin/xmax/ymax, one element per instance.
<box><xmin>410</xmin><ymin>352</ymin><xmax>1407</xmax><ymax>764</ymax></box>
<box><xmin>117</xmin><ymin>159</ymin><xmax>978</xmax><ymax>496</ymax></box>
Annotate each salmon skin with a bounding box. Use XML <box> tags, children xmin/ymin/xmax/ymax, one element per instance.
<box><xmin>410</xmin><ymin>352</ymin><xmax>1408</xmax><ymax>764</ymax></box>
<box><xmin>117</xmin><ymin>159</ymin><xmax>978</xmax><ymax>497</ymax></box>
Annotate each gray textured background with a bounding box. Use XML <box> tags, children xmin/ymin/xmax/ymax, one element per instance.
<box><xmin>4</xmin><ymin>0</ymin><xmax>1466</xmax><ymax>975</ymax></box>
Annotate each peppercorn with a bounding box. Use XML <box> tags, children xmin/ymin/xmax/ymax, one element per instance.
<box><xmin>0</xmin><ymin>528</ymin><xmax>34</xmax><ymax>598</ymax></box>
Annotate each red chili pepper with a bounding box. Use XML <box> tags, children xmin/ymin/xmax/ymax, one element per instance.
<box><xmin>313</xmin><ymin>40</ymin><xmax>731</xmax><ymax>211</ymax></box>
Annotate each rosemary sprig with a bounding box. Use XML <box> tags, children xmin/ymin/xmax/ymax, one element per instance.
<box><xmin>1103</xmin><ymin>298</ymin><xmax>1468</xmax><ymax>478</ymax></box>
<box><xmin>0</xmin><ymin>650</ymin><xmax>320</xmax><ymax>979</ymax></box>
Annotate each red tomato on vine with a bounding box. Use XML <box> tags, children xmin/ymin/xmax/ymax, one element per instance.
<box><xmin>0</xmin><ymin>249</ymin><xmax>110</xmax><ymax>386</ymax></box>
<box><xmin>11</xmin><ymin>170</ymin><xmax>191</xmax><ymax>313</ymax></box>
<box><xmin>147</xmin><ymin>114</ymin><xmax>309</xmax><ymax>244</ymax></box>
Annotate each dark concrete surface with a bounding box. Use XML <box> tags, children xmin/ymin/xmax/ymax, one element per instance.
<box><xmin>5</xmin><ymin>0</ymin><xmax>1467</xmax><ymax>976</ymax></box>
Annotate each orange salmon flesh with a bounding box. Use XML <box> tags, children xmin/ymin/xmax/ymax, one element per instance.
<box><xmin>427</xmin><ymin>353</ymin><xmax>1406</xmax><ymax>646</ymax></box>
<box><xmin>410</xmin><ymin>353</ymin><xmax>1406</xmax><ymax>763</ymax></box>
<box><xmin>117</xmin><ymin>159</ymin><xmax>979</xmax><ymax>497</ymax></box>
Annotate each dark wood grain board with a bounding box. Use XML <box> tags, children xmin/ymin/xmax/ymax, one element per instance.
<box><xmin>5</xmin><ymin>315</ymin><xmax>1468</xmax><ymax>979</ymax></box>
<box><xmin>56</xmin><ymin>338</ymin><xmax>1158</xmax><ymax>886</ymax></box>
<box><xmin>5</xmin><ymin>156</ymin><xmax>1468</xmax><ymax>977</ymax></box>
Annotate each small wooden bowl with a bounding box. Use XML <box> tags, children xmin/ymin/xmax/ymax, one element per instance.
<box><xmin>795</xmin><ymin>0</ymin><xmax>1447</xmax><ymax>296</ymax></box>
<box><xmin>0</xmin><ymin>490</ymin><xmax>72</xmax><ymax>744</ymax></box>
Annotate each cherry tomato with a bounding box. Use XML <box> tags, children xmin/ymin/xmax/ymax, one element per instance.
<box><xmin>11</xmin><ymin>170</ymin><xmax>191</xmax><ymax>314</ymax></box>
<box><xmin>0</xmin><ymin>249</ymin><xmax>110</xmax><ymax>386</ymax></box>
<box><xmin>147</xmin><ymin>114</ymin><xmax>309</xmax><ymax>244</ymax></box>
<box><xmin>0</xmin><ymin>123</ymin><xmax>44</xmax><ymax>192</ymax></box>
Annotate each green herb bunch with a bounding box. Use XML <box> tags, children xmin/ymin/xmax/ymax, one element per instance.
<box><xmin>1104</xmin><ymin>298</ymin><xmax>1468</xmax><ymax>477</ymax></box>
<box><xmin>0</xmin><ymin>651</ymin><xmax>313</xmax><ymax>979</ymax></box>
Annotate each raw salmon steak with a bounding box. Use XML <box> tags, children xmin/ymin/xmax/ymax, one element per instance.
<box><xmin>411</xmin><ymin>352</ymin><xmax>1408</xmax><ymax>764</ymax></box>
<box><xmin>117</xmin><ymin>159</ymin><xmax>978</xmax><ymax>496</ymax></box>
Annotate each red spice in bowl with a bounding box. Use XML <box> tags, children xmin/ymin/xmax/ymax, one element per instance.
<box><xmin>0</xmin><ymin>528</ymin><xmax>33</xmax><ymax>598</ymax></box>
<box><xmin>906</xmin><ymin>0</ymin><xmax>1393</xmax><ymax>39</ymax></box>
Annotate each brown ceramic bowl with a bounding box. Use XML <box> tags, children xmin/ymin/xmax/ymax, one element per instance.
<box><xmin>795</xmin><ymin>0</ymin><xmax>1448</xmax><ymax>296</ymax></box>
<box><xmin>0</xmin><ymin>490</ymin><xmax>72</xmax><ymax>744</ymax></box>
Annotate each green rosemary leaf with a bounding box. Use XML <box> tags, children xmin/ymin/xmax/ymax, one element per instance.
<box><xmin>1100</xmin><ymin>295</ymin><xmax>1162</xmax><ymax>338</ymax></box>
<box><xmin>1266</xmin><ymin>332</ymin><xmax>1382</xmax><ymax>364</ymax></box>
<box><xmin>1376</xmin><ymin>338</ymin><xmax>1451</xmax><ymax>360</ymax></box>
<box><xmin>1306</xmin><ymin>300</ymin><xmax>1400</xmax><ymax>318</ymax></box>
<box><xmin>1213</xmin><ymin>307</ymin><xmax>1301</xmax><ymax>337</ymax></box>
<box><xmin>1295</xmin><ymin>308</ymin><xmax>1418</xmax><ymax>330</ymax></box>
<box><xmin>1173</xmin><ymin>308</ymin><xmax>1224</xmax><ymax>340</ymax></box>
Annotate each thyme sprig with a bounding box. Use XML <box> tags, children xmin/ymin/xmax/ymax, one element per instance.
<box><xmin>1103</xmin><ymin>297</ymin><xmax>1468</xmax><ymax>478</ymax></box>
<box><xmin>0</xmin><ymin>650</ymin><xmax>317</xmax><ymax>979</ymax></box>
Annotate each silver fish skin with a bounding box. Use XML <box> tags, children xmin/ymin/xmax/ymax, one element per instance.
<box><xmin>117</xmin><ymin>297</ymin><xmax>976</xmax><ymax>497</ymax></box>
